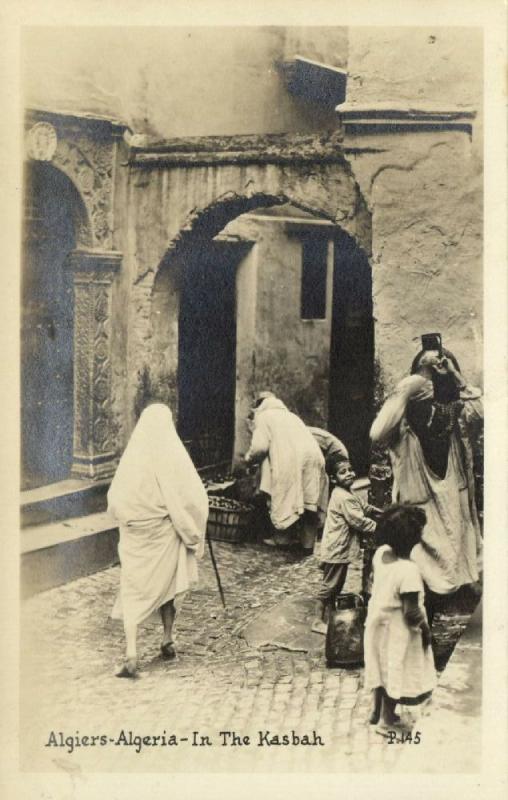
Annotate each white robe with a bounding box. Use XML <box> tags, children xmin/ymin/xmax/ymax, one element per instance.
<box><xmin>107</xmin><ymin>404</ymin><xmax>208</xmax><ymax>627</ymax></box>
<box><xmin>245</xmin><ymin>397</ymin><xmax>328</xmax><ymax>530</ymax></box>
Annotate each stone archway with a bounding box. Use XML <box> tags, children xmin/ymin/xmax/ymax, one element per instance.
<box><xmin>23</xmin><ymin>111</ymin><xmax>127</xmax><ymax>485</ymax></box>
<box><xmin>125</xmin><ymin>132</ymin><xmax>372</xmax><ymax>464</ymax></box>
<box><xmin>21</xmin><ymin>161</ymin><xmax>92</xmax><ymax>488</ymax></box>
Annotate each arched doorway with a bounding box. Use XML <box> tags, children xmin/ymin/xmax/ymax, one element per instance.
<box><xmin>134</xmin><ymin>134</ymin><xmax>373</xmax><ymax>473</ymax></box>
<box><xmin>21</xmin><ymin>162</ymin><xmax>88</xmax><ymax>489</ymax></box>
<box><xmin>152</xmin><ymin>199</ymin><xmax>374</xmax><ymax>475</ymax></box>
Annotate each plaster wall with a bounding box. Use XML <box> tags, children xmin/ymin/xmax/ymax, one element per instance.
<box><xmin>347</xmin><ymin>27</ymin><xmax>482</xmax><ymax>111</ymax></box>
<box><xmin>223</xmin><ymin>216</ymin><xmax>335</xmax><ymax>459</ymax></box>
<box><xmin>343</xmin><ymin>27</ymin><xmax>483</xmax><ymax>392</ymax></box>
<box><xmin>23</xmin><ymin>26</ymin><xmax>346</xmax><ymax>138</ymax></box>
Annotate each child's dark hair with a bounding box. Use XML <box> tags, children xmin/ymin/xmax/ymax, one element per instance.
<box><xmin>376</xmin><ymin>504</ymin><xmax>427</xmax><ymax>558</ymax></box>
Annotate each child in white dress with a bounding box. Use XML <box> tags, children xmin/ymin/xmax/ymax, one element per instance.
<box><xmin>364</xmin><ymin>504</ymin><xmax>436</xmax><ymax>727</ymax></box>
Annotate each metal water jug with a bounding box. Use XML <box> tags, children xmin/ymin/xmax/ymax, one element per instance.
<box><xmin>325</xmin><ymin>593</ymin><xmax>365</xmax><ymax>668</ymax></box>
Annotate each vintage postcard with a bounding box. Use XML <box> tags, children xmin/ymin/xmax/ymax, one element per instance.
<box><xmin>1</xmin><ymin>1</ymin><xmax>507</xmax><ymax>798</ymax></box>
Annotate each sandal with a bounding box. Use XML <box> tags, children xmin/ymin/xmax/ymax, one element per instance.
<box><xmin>160</xmin><ymin>641</ymin><xmax>177</xmax><ymax>661</ymax></box>
<box><xmin>375</xmin><ymin>718</ymin><xmax>409</xmax><ymax>737</ymax></box>
<box><xmin>115</xmin><ymin>658</ymin><xmax>138</xmax><ymax>679</ymax></box>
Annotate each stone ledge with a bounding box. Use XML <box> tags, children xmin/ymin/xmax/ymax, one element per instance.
<box><xmin>279</xmin><ymin>55</ymin><xmax>348</xmax><ymax>107</ymax></box>
<box><xmin>26</xmin><ymin>107</ymin><xmax>130</xmax><ymax>138</ymax></box>
<box><xmin>21</xmin><ymin>514</ymin><xmax>119</xmax><ymax>599</ymax></box>
<box><xmin>128</xmin><ymin>131</ymin><xmax>346</xmax><ymax>168</ymax></box>
<box><xmin>21</xmin><ymin>511</ymin><xmax>117</xmax><ymax>554</ymax></box>
<box><xmin>336</xmin><ymin>102</ymin><xmax>476</xmax><ymax>135</ymax></box>
<box><xmin>21</xmin><ymin>478</ymin><xmax>110</xmax><ymax>528</ymax></box>
<box><xmin>66</xmin><ymin>248</ymin><xmax>122</xmax><ymax>273</ymax></box>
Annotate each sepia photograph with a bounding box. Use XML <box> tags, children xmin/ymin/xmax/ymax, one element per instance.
<box><xmin>2</xmin><ymin>0</ymin><xmax>507</xmax><ymax>794</ymax></box>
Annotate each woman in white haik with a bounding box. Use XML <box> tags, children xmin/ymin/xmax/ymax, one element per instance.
<box><xmin>108</xmin><ymin>403</ymin><xmax>208</xmax><ymax>678</ymax></box>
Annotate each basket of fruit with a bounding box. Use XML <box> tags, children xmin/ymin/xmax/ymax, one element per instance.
<box><xmin>206</xmin><ymin>495</ymin><xmax>254</xmax><ymax>543</ymax></box>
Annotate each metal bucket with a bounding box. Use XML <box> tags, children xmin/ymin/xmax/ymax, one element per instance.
<box><xmin>325</xmin><ymin>593</ymin><xmax>365</xmax><ymax>668</ymax></box>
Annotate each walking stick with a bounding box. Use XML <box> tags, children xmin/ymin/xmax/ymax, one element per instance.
<box><xmin>206</xmin><ymin>530</ymin><xmax>226</xmax><ymax>608</ymax></box>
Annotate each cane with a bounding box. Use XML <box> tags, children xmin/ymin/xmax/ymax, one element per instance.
<box><xmin>206</xmin><ymin>530</ymin><xmax>226</xmax><ymax>609</ymax></box>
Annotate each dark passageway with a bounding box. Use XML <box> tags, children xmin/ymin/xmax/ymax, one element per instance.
<box><xmin>178</xmin><ymin>240</ymin><xmax>246</xmax><ymax>470</ymax></box>
<box><xmin>328</xmin><ymin>232</ymin><xmax>374</xmax><ymax>476</ymax></box>
<box><xmin>21</xmin><ymin>163</ymin><xmax>80</xmax><ymax>489</ymax></box>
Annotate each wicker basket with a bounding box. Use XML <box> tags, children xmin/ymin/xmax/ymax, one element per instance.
<box><xmin>207</xmin><ymin>496</ymin><xmax>254</xmax><ymax>543</ymax></box>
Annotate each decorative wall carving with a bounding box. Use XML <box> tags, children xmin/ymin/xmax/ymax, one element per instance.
<box><xmin>53</xmin><ymin>137</ymin><xmax>115</xmax><ymax>249</ymax></box>
<box><xmin>68</xmin><ymin>249</ymin><xmax>122</xmax><ymax>479</ymax></box>
<box><xmin>26</xmin><ymin>122</ymin><xmax>58</xmax><ymax>161</ymax></box>
<box><xmin>25</xmin><ymin>109</ymin><xmax>128</xmax><ymax>250</ymax></box>
<box><xmin>23</xmin><ymin>111</ymin><xmax>129</xmax><ymax>484</ymax></box>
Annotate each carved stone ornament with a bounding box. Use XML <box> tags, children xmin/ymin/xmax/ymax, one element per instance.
<box><xmin>66</xmin><ymin>248</ymin><xmax>122</xmax><ymax>479</ymax></box>
<box><xmin>26</xmin><ymin>122</ymin><xmax>58</xmax><ymax>161</ymax></box>
<box><xmin>53</xmin><ymin>136</ymin><xmax>115</xmax><ymax>248</ymax></box>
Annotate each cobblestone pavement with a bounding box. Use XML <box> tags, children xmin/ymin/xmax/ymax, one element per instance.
<box><xmin>20</xmin><ymin>540</ymin><xmax>472</xmax><ymax>773</ymax></box>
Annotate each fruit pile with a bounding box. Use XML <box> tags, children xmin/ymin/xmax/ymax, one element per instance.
<box><xmin>202</xmin><ymin>472</ymin><xmax>235</xmax><ymax>489</ymax></box>
<box><xmin>208</xmin><ymin>496</ymin><xmax>253</xmax><ymax>513</ymax></box>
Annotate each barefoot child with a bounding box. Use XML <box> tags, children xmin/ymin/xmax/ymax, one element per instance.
<box><xmin>364</xmin><ymin>505</ymin><xmax>435</xmax><ymax>727</ymax></box>
<box><xmin>312</xmin><ymin>458</ymin><xmax>379</xmax><ymax>634</ymax></box>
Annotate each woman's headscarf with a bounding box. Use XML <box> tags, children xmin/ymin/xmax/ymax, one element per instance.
<box><xmin>255</xmin><ymin>395</ymin><xmax>287</xmax><ymax>414</ymax></box>
<box><xmin>108</xmin><ymin>403</ymin><xmax>208</xmax><ymax>552</ymax></box>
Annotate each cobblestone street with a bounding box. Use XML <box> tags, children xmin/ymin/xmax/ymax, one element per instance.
<box><xmin>21</xmin><ymin>540</ymin><xmax>472</xmax><ymax>773</ymax></box>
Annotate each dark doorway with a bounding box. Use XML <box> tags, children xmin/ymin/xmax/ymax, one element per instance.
<box><xmin>178</xmin><ymin>240</ymin><xmax>242</xmax><ymax>470</ymax></box>
<box><xmin>328</xmin><ymin>232</ymin><xmax>374</xmax><ymax>476</ymax></box>
<box><xmin>21</xmin><ymin>163</ymin><xmax>80</xmax><ymax>490</ymax></box>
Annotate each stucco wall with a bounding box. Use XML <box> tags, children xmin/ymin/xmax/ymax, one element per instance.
<box><xmin>343</xmin><ymin>27</ymin><xmax>483</xmax><ymax>392</ymax></box>
<box><xmin>23</xmin><ymin>26</ymin><xmax>346</xmax><ymax>138</ymax></box>
<box><xmin>347</xmin><ymin>28</ymin><xmax>481</xmax><ymax>105</ymax></box>
<box><xmin>223</xmin><ymin>215</ymin><xmax>335</xmax><ymax>458</ymax></box>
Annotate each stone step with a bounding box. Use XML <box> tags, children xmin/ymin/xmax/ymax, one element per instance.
<box><xmin>21</xmin><ymin>475</ymin><xmax>237</xmax><ymax>529</ymax></box>
<box><xmin>21</xmin><ymin>478</ymin><xmax>110</xmax><ymax>527</ymax></box>
<box><xmin>20</xmin><ymin>478</ymin><xmax>369</xmax><ymax>599</ymax></box>
<box><xmin>20</xmin><ymin>480</ymin><xmax>237</xmax><ymax>598</ymax></box>
<box><xmin>21</xmin><ymin>511</ymin><xmax>119</xmax><ymax>599</ymax></box>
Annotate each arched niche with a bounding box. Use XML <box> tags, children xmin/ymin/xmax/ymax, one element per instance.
<box><xmin>21</xmin><ymin>161</ymin><xmax>92</xmax><ymax>489</ymax></box>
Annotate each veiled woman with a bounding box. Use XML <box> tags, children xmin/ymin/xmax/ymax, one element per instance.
<box><xmin>108</xmin><ymin>403</ymin><xmax>208</xmax><ymax>677</ymax></box>
<box><xmin>370</xmin><ymin>342</ymin><xmax>482</xmax><ymax>621</ymax></box>
<box><xmin>245</xmin><ymin>393</ymin><xmax>328</xmax><ymax>551</ymax></box>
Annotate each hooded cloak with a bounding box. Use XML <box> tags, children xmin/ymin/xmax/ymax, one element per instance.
<box><xmin>108</xmin><ymin>403</ymin><xmax>208</xmax><ymax>626</ymax></box>
<box><xmin>246</xmin><ymin>396</ymin><xmax>328</xmax><ymax>530</ymax></box>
